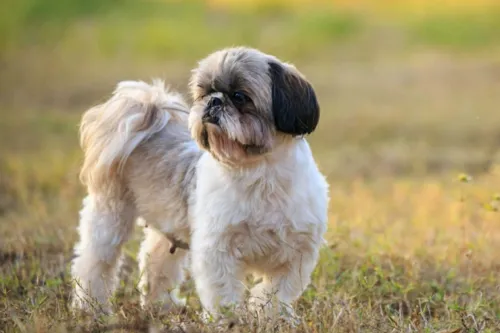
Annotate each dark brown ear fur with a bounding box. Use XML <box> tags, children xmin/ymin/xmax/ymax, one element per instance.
<box><xmin>268</xmin><ymin>61</ymin><xmax>320</xmax><ymax>136</ymax></box>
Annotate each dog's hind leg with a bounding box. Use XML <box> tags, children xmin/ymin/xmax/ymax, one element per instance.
<box><xmin>138</xmin><ymin>227</ymin><xmax>188</xmax><ymax>312</ymax></box>
<box><xmin>71</xmin><ymin>193</ymin><xmax>136</xmax><ymax>313</ymax></box>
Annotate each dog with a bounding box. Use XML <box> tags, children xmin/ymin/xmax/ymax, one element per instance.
<box><xmin>71</xmin><ymin>47</ymin><xmax>329</xmax><ymax>322</ymax></box>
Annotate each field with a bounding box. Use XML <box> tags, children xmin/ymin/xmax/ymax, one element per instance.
<box><xmin>1</xmin><ymin>0</ymin><xmax>500</xmax><ymax>332</ymax></box>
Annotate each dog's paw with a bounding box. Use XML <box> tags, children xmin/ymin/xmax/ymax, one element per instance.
<box><xmin>198</xmin><ymin>309</ymin><xmax>213</xmax><ymax>324</ymax></box>
<box><xmin>197</xmin><ymin>308</ymin><xmax>243</xmax><ymax>327</ymax></box>
<box><xmin>170</xmin><ymin>288</ymin><xmax>187</xmax><ymax>307</ymax></box>
<box><xmin>279</xmin><ymin>307</ymin><xmax>301</xmax><ymax>328</ymax></box>
<box><xmin>141</xmin><ymin>288</ymin><xmax>187</xmax><ymax>315</ymax></box>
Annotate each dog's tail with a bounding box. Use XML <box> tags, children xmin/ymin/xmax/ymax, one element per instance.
<box><xmin>79</xmin><ymin>79</ymin><xmax>189</xmax><ymax>193</ymax></box>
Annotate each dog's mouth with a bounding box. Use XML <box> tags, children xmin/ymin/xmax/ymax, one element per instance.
<box><xmin>201</xmin><ymin>124</ymin><xmax>268</xmax><ymax>160</ymax></box>
<box><xmin>202</xmin><ymin>114</ymin><xmax>220</xmax><ymax>126</ymax></box>
<box><xmin>202</xmin><ymin>105</ymin><xmax>222</xmax><ymax>126</ymax></box>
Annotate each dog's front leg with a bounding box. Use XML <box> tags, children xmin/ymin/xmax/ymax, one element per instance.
<box><xmin>191</xmin><ymin>240</ymin><xmax>245</xmax><ymax>319</ymax></box>
<box><xmin>249</xmin><ymin>249</ymin><xmax>319</xmax><ymax>326</ymax></box>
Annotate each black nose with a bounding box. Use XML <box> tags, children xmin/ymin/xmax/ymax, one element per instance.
<box><xmin>208</xmin><ymin>96</ymin><xmax>222</xmax><ymax>108</ymax></box>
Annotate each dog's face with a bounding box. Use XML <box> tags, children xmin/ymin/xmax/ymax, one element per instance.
<box><xmin>189</xmin><ymin>47</ymin><xmax>319</xmax><ymax>166</ymax></box>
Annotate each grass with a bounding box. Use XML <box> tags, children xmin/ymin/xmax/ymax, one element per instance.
<box><xmin>2</xmin><ymin>0</ymin><xmax>500</xmax><ymax>332</ymax></box>
<box><xmin>2</xmin><ymin>167</ymin><xmax>500</xmax><ymax>332</ymax></box>
<box><xmin>409</xmin><ymin>9</ymin><xmax>500</xmax><ymax>50</ymax></box>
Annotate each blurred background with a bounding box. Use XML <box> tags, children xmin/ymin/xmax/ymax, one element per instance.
<box><xmin>2</xmin><ymin>0</ymin><xmax>500</xmax><ymax>180</ymax></box>
<box><xmin>1</xmin><ymin>0</ymin><xmax>500</xmax><ymax>330</ymax></box>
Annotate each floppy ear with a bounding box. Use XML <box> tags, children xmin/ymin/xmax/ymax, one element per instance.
<box><xmin>268</xmin><ymin>61</ymin><xmax>320</xmax><ymax>136</ymax></box>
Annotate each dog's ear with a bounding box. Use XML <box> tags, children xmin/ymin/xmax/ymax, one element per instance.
<box><xmin>268</xmin><ymin>61</ymin><xmax>320</xmax><ymax>136</ymax></box>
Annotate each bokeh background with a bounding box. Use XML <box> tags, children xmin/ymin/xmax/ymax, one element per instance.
<box><xmin>1</xmin><ymin>0</ymin><xmax>500</xmax><ymax>331</ymax></box>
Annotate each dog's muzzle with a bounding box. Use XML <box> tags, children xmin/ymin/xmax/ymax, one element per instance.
<box><xmin>202</xmin><ymin>104</ymin><xmax>222</xmax><ymax>125</ymax></box>
<box><xmin>202</xmin><ymin>113</ymin><xmax>219</xmax><ymax>125</ymax></box>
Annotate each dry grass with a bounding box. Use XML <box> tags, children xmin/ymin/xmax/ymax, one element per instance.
<box><xmin>2</xmin><ymin>168</ymin><xmax>500</xmax><ymax>332</ymax></box>
<box><xmin>1</xmin><ymin>1</ymin><xmax>500</xmax><ymax>332</ymax></box>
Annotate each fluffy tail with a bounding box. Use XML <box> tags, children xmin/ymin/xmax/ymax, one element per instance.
<box><xmin>79</xmin><ymin>79</ymin><xmax>189</xmax><ymax>193</ymax></box>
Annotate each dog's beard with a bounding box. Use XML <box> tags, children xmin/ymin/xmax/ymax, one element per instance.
<box><xmin>190</xmin><ymin>106</ymin><xmax>274</xmax><ymax>167</ymax></box>
<box><xmin>204</xmin><ymin>124</ymin><xmax>267</xmax><ymax>166</ymax></box>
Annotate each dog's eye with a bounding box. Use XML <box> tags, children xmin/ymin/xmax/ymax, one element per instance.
<box><xmin>232</xmin><ymin>91</ymin><xmax>248</xmax><ymax>105</ymax></box>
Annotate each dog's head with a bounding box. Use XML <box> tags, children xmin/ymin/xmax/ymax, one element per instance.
<box><xmin>189</xmin><ymin>47</ymin><xmax>319</xmax><ymax>167</ymax></box>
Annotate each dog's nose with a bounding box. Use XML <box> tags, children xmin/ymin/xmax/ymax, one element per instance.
<box><xmin>208</xmin><ymin>96</ymin><xmax>223</xmax><ymax>108</ymax></box>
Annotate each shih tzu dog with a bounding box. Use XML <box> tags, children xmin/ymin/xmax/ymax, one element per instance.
<box><xmin>71</xmin><ymin>47</ymin><xmax>329</xmax><ymax>322</ymax></box>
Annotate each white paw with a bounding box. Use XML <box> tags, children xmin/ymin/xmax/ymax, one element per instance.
<box><xmin>170</xmin><ymin>288</ymin><xmax>187</xmax><ymax>307</ymax></box>
<box><xmin>199</xmin><ymin>309</ymin><xmax>213</xmax><ymax>324</ymax></box>
<box><xmin>279</xmin><ymin>304</ymin><xmax>301</xmax><ymax>327</ymax></box>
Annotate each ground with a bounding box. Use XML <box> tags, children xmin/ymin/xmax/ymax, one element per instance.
<box><xmin>1</xmin><ymin>1</ymin><xmax>500</xmax><ymax>332</ymax></box>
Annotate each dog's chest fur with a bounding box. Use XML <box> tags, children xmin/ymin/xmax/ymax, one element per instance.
<box><xmin>191</xmin><ymin>139</ymin><xmax>328</xmax><ymax>270</ymax></box>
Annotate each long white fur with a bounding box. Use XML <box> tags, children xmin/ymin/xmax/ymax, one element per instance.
<box><xmin>190</xmin><ymin>139</ymin><xmax>329</xmax><ymax>320</ymax></box>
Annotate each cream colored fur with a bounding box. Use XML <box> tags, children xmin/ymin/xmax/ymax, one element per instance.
<box><xmin>72</xmin><ymin>80</ymin><xmax>196</xmax><ymax>312</ymax></box>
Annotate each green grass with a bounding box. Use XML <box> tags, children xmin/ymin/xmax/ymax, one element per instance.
<box><xmin>2</xmin><ymin>0</ymin><xmax>500</xmax><ymax>332</ymax></box>
<box><xmin>409</xmin><ymin>9</ymin><xmax>500</xmax><ymax>50</ymax></box>
<box><xmin>0</xmin><ymin>0</ymin><xmax>361</xmax><ymax>61</ymax></box>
